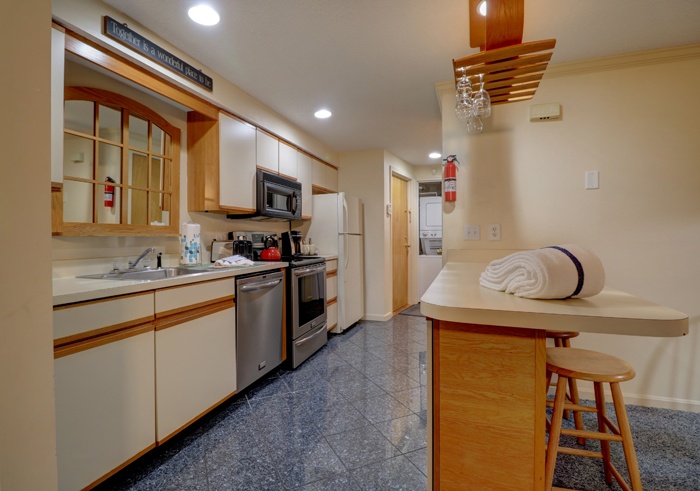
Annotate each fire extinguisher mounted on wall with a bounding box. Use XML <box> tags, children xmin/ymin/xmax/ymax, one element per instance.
<box><xmin>104</xmin><ymin>177</ymin><xmax>115</xmax><ymax>208</ymax></box>
<box><xmin>443</xmin><ymin>155</ymin><xmax>460</xmax><ymax>202</ymax></box>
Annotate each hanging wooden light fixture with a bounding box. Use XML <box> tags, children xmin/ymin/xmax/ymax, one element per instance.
<box><xmin>454</xmin><ymin>0</ymin><xmax>556</xmax><ymax>105</ymax></box>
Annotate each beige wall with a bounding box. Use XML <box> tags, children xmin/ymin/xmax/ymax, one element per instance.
<box><xmin>53</xmin><ymin>43</ymin><xmax>312</xmax><ymax>275</ymax></box>
<box><xmin>52</xmin><ymin>0</ymin><xmax>338</xmax><ymax>166</ymax></box>
<box><xmin>51</xmin><ymin>0</ymin><xmax>342</xmax><ymax>275</ymax></box>
<box><xmin>0</xmin><ymin>0</ymin><xmax>59</xmax><ymax>488</ymax></box>
<box><xmin>339</xmin><ymin>150</ymin><xmax>421</xmax><ymax>320</ymax></box>
<box><xmin>440</xmin><ymin>47</ymin><xmax>700</xmax><ymax>410</ymax></box>
<box><xmin>339</xmin><ymin>150</ymin><xmax>388</xmax><ymax>319</ymax></box>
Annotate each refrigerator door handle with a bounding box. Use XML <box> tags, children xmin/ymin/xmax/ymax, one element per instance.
<box><xmin>344</xmin><ymin>233</ymin><xmax>349</xmax><ymax>269</ymax></box>
<box><xmin>342</xmin><ymin>198</ymin><xmax>349</xmax><ymax>234</ymax></box>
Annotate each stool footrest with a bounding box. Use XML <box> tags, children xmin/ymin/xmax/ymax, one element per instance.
<box><xmin>561</xmin><ymin>427</ymin><xmax>624</xmax><ymax>442</ymax></box>
<box><xmin>558</xmin><ymin>446</ymin><xmax>603</xmax><ymax>459</ymax></box>
<box><xmin>545</xmin><ymin>400</ymin><xmax>597</xmax><ymax>413</ymax></box>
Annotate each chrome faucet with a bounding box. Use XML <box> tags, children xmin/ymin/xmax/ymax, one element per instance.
<box><xmin>129</xmin><ymin>247</ymin><xmax>156</xmax><ymax>269</ymax></box>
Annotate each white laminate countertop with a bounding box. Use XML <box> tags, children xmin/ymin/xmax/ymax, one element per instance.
<box><xmin>52</xmin><ymin>262</ymin><xmax>287</xmax><ymax>306</ymax></box>
<box><xmin>420</xmin><ymin>262</ymin><xmax>688</xmax><ymax>337</ymax></box>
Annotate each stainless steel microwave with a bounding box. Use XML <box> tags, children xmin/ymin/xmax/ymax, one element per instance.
<box><xmin>249</xmin><ymin>169</ymin><xmax>303</xmax><ymax>221</ymax></box>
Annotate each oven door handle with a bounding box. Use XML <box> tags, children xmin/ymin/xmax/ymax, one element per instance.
<box><xmin>293</xmin><ymin>266</ymin><xmax>325</xmax><ymax>278</ymax></box>
<box><xmin>239</xmin><ymin>279</ymin><xmax>282</xmax><ymax>292</ymax></box>
<box><xmin>295</xmin><ymin>322</ymin><xmax>328</xmax><ymax>346</ymax></box>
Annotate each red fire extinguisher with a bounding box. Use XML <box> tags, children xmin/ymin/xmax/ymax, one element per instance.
<box><xmin>104</xmin><ymin>177</ymin><xmax>115</xmax><ymax>208</ymax></box>
<box><xmin>443</xmin><ymin>155</ymin><xmax>459</xmax><ymax>202</ymax></box>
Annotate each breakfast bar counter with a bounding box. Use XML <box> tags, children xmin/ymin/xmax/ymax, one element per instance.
<box><xmin>420</xmin><ymin>262</ymin><xmax>688</xmax><ymax>491</ymax></box>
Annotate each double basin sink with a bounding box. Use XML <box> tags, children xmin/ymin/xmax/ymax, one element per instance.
<box><xmin>78</xmin><ymin>267</ymin><xmax>213</xmax><ymax>281</ymax></box>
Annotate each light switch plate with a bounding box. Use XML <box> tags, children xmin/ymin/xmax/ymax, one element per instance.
<box><xmin>464</xmin><ymin>225</ymin><xmax>480</xmax><ymax>240</ymax></box>
<box><xmin>585</xmin><ymin>170</ymin><xmax>600</xmax><ymax>190</ymax></box>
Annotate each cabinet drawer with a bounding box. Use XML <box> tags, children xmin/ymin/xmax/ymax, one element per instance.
<box><xmin>326</xmin><ymin>259</ymin><xmax>338</xmax><ymax>273</ymax></box>
<box><xmin>53</xmin><ymin>292</ymin><xmax>154</xmax><ymax>344</ymax></box>
<box><xmin>156</xmin><ymin>277</ymin><xmax>235</xmax><ymax>316</ymax></box>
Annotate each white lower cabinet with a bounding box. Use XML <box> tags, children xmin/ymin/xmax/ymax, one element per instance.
<box><xmin>155</xmin><ymin>302</ymin><xmax>236</xmax><ymax>442</ymax></box>
<box><xmin>54</xmin><ymin>325</ymin><xmax>156</xmax><ymax>491</ymax></box>
<box><xmin>326</xmin><ymin>259</ymin><xmax>339</xmax><ymax>331</ymax></box>
<box><xmin>53</xmin><ymin>277</ymin><xmax>238</xmax><ymax>489</ymax></box>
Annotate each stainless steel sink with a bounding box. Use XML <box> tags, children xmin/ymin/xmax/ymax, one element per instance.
<box><xmin>77</xmin><ymin>267</ymin><xmax>211</xmax><ymax>281</ymax></box>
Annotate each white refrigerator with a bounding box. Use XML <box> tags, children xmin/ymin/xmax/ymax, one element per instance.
<box><xmin>308</xmin><ymin>193</ymin><xmax>364</xmax><ymax>333</ymax></box>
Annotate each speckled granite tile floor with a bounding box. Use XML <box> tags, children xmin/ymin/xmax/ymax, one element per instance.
<box><xmin>96</xmin><ymin>314</ymin><xmax>429</xmax><ymax>490</ymax></box>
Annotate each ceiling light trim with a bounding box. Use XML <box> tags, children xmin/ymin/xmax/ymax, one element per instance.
<box><xmin>188</xmin><ymin>5</ymin><xmax>220</xmax><ymax>26</ymax></box>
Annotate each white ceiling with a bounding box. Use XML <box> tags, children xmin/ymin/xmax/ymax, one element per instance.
<box><xmin>103</xmin><ymin>0</ymin><xmax>700</xmax><ymax>166</ymax></box>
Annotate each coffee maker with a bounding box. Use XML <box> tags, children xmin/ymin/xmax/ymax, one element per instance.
<box><xmin>281</xmin><ymin>230</ymin><xmax>303</xmax><ymax>257</ymax></box>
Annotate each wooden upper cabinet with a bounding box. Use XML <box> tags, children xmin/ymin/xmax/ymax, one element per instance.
<box><xmin>187</xmin><ymin>111</ymin><xmax>258</xmax><ymax>214</ymax></box>
<box><xmin>256</xmin><ymin>129</ymin><xmax>279</xmax><ymax>173</ymax></box>
<box><xmin>278</xmin><ymin>141</ymin><xmax>298</xmax><ymax>179</ymax></box>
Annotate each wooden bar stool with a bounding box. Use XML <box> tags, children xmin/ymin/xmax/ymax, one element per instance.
<box><xmin>545</xmin><ymin>347</ymin><xmax>643</xmax><ymax>491</ymax></box>
<box><xmin>546</xmin><ymin>331</ymin><xmax>585</xmax><ymax>443</ymax></box>
<box><xmin>546</xmin><ymin>330</ymin><xmax>579</xmax><ymax>348</ymax></box>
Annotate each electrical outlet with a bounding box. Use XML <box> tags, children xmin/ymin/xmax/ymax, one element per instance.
<box><xmin>488</xmin><ymin>224</ymin><xmax>501</xmax><ymax>241</ymax></box>
<box><xmin>464</xmin><ymin>225</ymin><xmax>480</xmax><ymax>240</ymax></box>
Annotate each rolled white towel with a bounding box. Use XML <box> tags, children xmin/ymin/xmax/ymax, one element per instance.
<box><xmin>479</xmin><ymin>244</ymin><xmax>605</xmax><ymax>299</ymax></box>
<box><xmin>213</xmin><ymin>255</ymin><xmax>255</xmax><ymax>268</ymax></box>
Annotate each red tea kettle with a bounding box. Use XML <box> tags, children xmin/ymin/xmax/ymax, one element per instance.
<box><xmin>260</xmin><ymin>235</ymin><xmax>281</xmax><ymax>261</ymax></box>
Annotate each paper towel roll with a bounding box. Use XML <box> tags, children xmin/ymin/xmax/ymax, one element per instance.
<box><xmin>180</xmin><ymin>222</ymin><xmax>201</xmax><ymax>265</ymax></box>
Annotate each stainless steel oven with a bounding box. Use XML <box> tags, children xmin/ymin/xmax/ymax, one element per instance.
<box><xmin>287</xmin><ymin>258</ymin><xmax>327</xmax><ymax>368</ymax></box>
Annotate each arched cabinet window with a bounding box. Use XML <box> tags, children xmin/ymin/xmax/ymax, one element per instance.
<box><xmin>56</xmin><ymin>86</ymin><xmax>180</xmax><ymax>236</ymax></box>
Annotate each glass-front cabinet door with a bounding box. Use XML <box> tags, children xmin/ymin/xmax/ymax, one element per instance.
<box><xmin>56</xmin><ymin>87</ymin><xmax>179</xmax><ymax>236</ymax></box>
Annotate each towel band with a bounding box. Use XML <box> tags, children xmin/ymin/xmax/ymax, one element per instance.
<box><xmin>547</xmin><ymin>246</ymin><xmax>584</xmax><ymax>298</ymax></box>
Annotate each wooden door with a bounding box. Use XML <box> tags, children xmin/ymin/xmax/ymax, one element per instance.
<box><xmin>391</xmin><ymin>174</ymin><xmax>409</xmax><ymax>312</ymax></box>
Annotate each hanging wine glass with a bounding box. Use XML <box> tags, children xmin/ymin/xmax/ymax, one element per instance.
<box><xmin>455</xmin><ymin>68</ymin><xmax>473</xmax><ymax>122</ymax></box>
<box><xmin>473</xmin><ymin>73</ymin><xmax>491</xmax><ymax>118</ymax></box>
<box><xmin>467</xmin><ymin>116</ymin><xmax>483</xmax><ymax>134</ymax></box>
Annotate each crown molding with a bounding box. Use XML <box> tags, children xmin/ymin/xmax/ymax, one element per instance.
<box><xmin>544</xmin><ymin>44</ymin><xmax>700</xmax><ymax>79</ymax></box>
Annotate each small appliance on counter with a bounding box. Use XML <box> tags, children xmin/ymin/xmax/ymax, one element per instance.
<box><xmin>231</xmin><ymin>231</ymin><xmax>277</xmax><ymax>261</ymax></box>
<box><xmin>226</xmin><ymin>234</ymin><xmax>254</xmax><ymax>260</ymax></box>
<box><xmin>210</xmin><ymin>240</ymin><xmax>234</xmax><ymax>262</ymax></box>
<box><xmin>260</xmin><ymin>235</ymin><xmax>281</xmax><ymax>261</ymax></box>
<box><xmin>281</xmin><ymin>230</ymin><xmax>303</xmax><ymax>257</ymax></box>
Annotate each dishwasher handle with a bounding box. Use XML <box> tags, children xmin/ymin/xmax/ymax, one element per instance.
<box><xmin>239</xmin><ymin>278</ymin><xmax>282</xmax><ymax>292</ymax></box>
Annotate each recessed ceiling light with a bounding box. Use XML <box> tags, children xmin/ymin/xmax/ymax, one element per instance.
<box><xmin>314</xmin><ymin>109</ymin><xmax>332</xmax><ymax>119</ymax></box>
<box><xmin>429</xmin><ymin>152</ymin><xmax>442</xmax><ymax>159</ymax></box>
<box><xmin>477</xmin><ymin>0</ymin><xmax>487</xmax><ymax>16</ymax></box>
<box><xmin>188</xmin><ymin>5</ymin><xmax>220</xmax><ymax>26</ymax></box>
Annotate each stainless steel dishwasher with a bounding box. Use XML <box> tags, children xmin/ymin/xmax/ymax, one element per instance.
<box><xmin>236</xmin><ymin>270</ymin><xmax>284</xmax><ymax>392</ymax></box>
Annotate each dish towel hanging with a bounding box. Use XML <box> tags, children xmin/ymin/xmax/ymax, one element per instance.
<box><xmin>479</xmin><ymin>244</ymin><xmax>605</xmax><ymax>299</ymax></box>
